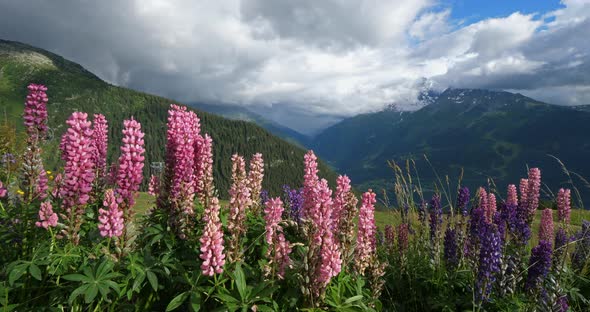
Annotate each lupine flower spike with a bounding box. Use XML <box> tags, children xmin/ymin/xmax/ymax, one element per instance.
<box><xmin>200</xmin><ymin>197</ymin><xmax>226</xmax><ymax>276</ymax></box>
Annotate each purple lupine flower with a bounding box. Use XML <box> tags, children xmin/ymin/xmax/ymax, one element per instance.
<box><xmin>466</xmin><ymin>204</ymin><xmax>486</xmax><ymax>260</ymax></box>
<box><xmin>553</xmin><ymin>227</ymin><xmax>569</xmax><ymax>267</ymax></box>
<box><xmin>283</xmin><ymin>185</ymin><xmax>303</xmax><ymax>222</ymax></box>
<box><xmin>418</xmin><ymin>200</ymin><xmax>427</xmax><ymax>227</ymax></box>
<box><xmin>429</xmin><ymin>194</ymin><xmax>442</xmax><ymax>243</ymax></box>
<box><xmin>572</xmin><ymin>220</ymin><xmax>590</xmax><ymax>272</ymax></box>
<box><xmin>557</xmin><ymin>296</ymin><xmax>569</xmax><ymax>312</ymax></box>
<box><xmin>444</xmin><ymin>227</ymin><xmax>459</xmax><ymax>269</ymax></box>
<box><xmin>457</xmin><ymin>187</ymin><xmax>470</xmax><ymax>217</ymax></box>
<box><xmin>525</xmin><ymin>240</ymin><xmax>553</xmax><ymax>292</ymax></box>
<box><xmin>260</xmin><ymin>189</ymin><xmax>269</xmax><ymax>206</ymax></box>
<box><xmin>475</xmin><ymin>223</ymin><xmax>502</xmax><ymax>303</ymax></box>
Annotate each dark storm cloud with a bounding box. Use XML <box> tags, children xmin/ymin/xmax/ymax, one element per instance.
<box><xmin>1</xmin><ymin>0</ymin><xmax>589</xmax><ymax>133</ymax></box>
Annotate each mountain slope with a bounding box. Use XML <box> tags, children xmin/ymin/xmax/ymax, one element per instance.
<box><xmin>0</xmin><ymin>39</ymin><xmax>337</xmax><ymax>197</ymax></box>
<box><xmin>189</xmin><ymin>102</ymin><xmax>310</xmax><ymax>147</ymax></box>
<box><xmin>313</xmin><ymin>88</ymin><xmax>590</xmax><ymax>200</ymax></box>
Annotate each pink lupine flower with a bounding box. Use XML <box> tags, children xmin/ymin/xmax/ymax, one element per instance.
<box><xmin>478</xmin><ymin>188</ymin><xmax>490</xmax><ymax>223</ymax></box>
<box><xmin>60</xmin><ymin>112</ymin><xmax>95</xmax><ymax>238</ymax></box>
<box><xmin>332</xmin><ymin>175</ymin><xmax>352</xmax><ymax>227</ymax></box>
<box><xmin>248</xmin><ymin>153</ymin><xmax>264</xmax><ymax>208</ymax></box>
<box><xmin>200</xmin><ymin>197</ymin><xmax>225</xmax><ymax>276</ymax></box>
<box><xmin>195</xmin><ymin>134</ymin><xmax>214</xmax><ymax>203</ymax></box>
<box><xmin>148</xmin><ymin>175</ymin><xmax>160</xmax><ymax>196</ymax></box>
<box><xmin>539</xmin><ymin>209</ymin><xmax>554</xmax><ymax>244</ymax></box>
<box><xmin>36</xmin><ymin>168</ymin><xmax>48</xmax><ymax>200</ymax></box>
<box><xmin>315</xmin><ymin>179</ymin><xmax>342</xmax><ymax>285</ymax></box>
<box><xmin>356</xmin><ymin>190</ymin><xmax>377</xmax><ymax>275</ymax></box>
<box><xmin>486</xmin><ymin>193</ymin><xmax>497</xmax><ymax>224</ymax></box>
<box><xmin>0</xmin><ymin>181</ymin><xmax>7</xmax><ymax>198</ymax></box>
<box><xmin>507</xmin><ymin>184</ymin><xmax>518</xmax><ymax>207</ymax></box>
<box><xmin>160</xmin><ymin>105</ymin><xmax>198</xmax><ymax>215</ymax></box>
<box><xmin>274</xmin><ymin>232</ymin><xmax>292</xmax><ymax>279</ymax></box>
<box><xmin>302</xmin><ymin>150</ymin><xmax>320</xmax><ymax>219</ymax></box>
<box><xmin>98</xmin><ymin>189</ymin><xmax>124</xmax><ymax>237</ymax></box>
<box><xmin>35</xmin><ymin>201</ymin><xmax>58</xmax><ymax>229</ymax></box>
<box><xmin>23</xmin><ymin>83</ymin><xmax>48</xmax><ymax>140</ymax></box>
<box><xmin>264</xmin><ymin>197</ymin><xmax>284</xmax><ymax>251</ymax></box>
<box><xmin>264</xmin><ymin>197</ymin><xmax>292</xmax><ymax>279</ymax></box>
<box><xmin>519</xmin><ymin>178</ymin><xmax>529</xmax><ymax>208</ymax></box>
<box><xmin>557</xmin><ymin>188</ymin><xmax>571</xmax><ymax>225</ymax></box>
<box><xmin>525</xmin><ymin>168</ymin><xmax>541</xmax><ymax>222</ymax></box>
<box><xmin>115</xmin><ymin>118</ymin><xmax>145</xmax><ymax>212</ymax></box>
<box><xmin>227</xmin><ymin>154</ymin><xmax>251</xmax><ymax>262</ymax></box>
<box><xmin>91</xmin><ymin>114</ymin><xmax>109</xmax><ymax>180</ymax></box>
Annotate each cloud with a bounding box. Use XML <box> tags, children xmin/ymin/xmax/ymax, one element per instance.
<box><xmin>0</xmin><ymin>0</ymin><xmax>589</xmax><ymax>134</ymax></box>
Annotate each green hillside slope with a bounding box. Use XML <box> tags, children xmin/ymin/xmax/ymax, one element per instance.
<box><xmin>0</xmin><ymin>39</ymin><xmax>337</xmax><ymax>198</ymax></box>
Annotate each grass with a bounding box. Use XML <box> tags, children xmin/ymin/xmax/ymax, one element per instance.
<box><xmin>134</xmin><ymin>192</ymin><xmax>590</xmax><ymax>246</ymax></box>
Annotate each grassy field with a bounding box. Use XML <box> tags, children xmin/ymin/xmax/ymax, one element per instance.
<box><xmin>134</xmin><ymin>192</ymin><xmax>590</xmax><ymax>246</ymax></box>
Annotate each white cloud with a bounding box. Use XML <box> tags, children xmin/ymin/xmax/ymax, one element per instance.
<box><xmin>0</xmin><ymin>0</ymin><xmax>589</xmax><ymax>134</ymax></box>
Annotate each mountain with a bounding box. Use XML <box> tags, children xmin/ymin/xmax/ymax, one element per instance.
<box><xmin>189</xmin><ymin>102</ymin><xmax>310</xmax><ymax>147</ymax></box>
<box><xmin>0</xmin><ymin>39</ymin><xmax>337</xmax><ymax>197</ymax></box>
<box><xmin>313</xmin><ymin>88</ymin><xmax>590</xmax><ymax>201</ymax></box>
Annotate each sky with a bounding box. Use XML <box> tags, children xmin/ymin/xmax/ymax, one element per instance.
<box><xmin>1</xmin><ymin>0</ymin><xmax>589</xmax><ymax>134</ymax></box>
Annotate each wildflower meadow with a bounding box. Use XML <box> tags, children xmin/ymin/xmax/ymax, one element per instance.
<box><xmin>1</xmin><ymin>84</ymin><xmax>589</xmax><ymax>311</ymax></box>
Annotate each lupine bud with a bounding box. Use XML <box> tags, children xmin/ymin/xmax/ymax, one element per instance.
<box><xmin>333</xmin><ymin>175</ymin><xmax>352</xmax><ymax>226</ymax></box>
<box><xmin>115</xmin><ymin>118</ymin><xmax>145</xmax><ymax>212</ymax></box>
<box><xmin>356</xmin><ymin>190</ymin><xmax>377</xmax><ymax>275</ymax></box>
<box><xmin>148</xmin><ymin>175</ymin><xmax>160</xmax><ymax>196</ymax></box>
<box><xmin>227</xmin><ymin>154</ymin><xmax>251</xmax><ymax>262</ymax></box>
<box><xmin>248</xmin><ymin>153</ymin><xmax>264</xmax><ymax>209</ymax></box>
<box><xmin>195</xmin><ymin>134</ymin><xmax>215</xmax><ymax>203</ymax></box>
<box><xmin>457</xmin><ymin>187</ymin><xmax>470</xmax><ymax>217</ymax></box>
<box><xmin>98</xmin><ymin>189</ymin><xmax>124</xmax><ymax>237</ymax></box>
<box><xmin>525</xmin><ymin>168</ymin><xmax>541</xmax><ymax>223</ymax></box>
<box><xmin>35</xmin><ymin>201</ymin><xmax>58</xmax><ymax>229</ymax></box>
<box><xmin>199</xmin><ymin>197</ymin><xmax>225</xmax><ymax>276</ymax></box>
<box><xmin>264</xmin><ymin>197</ymin><xmax>291</xmax><ymax>279</ymax></box>
<box><xmin>486</xmin><ymin>193</ymin><xmax>497</xmax><ymax>224</ymax></box>
<box><xmin>507</xmin><ymin>184</ymin><xmax>518</xmax><ymax>207</ymax></box>
<box><xmin>519</xmin><ymin>178</ymin><xmax>529</xmax><ymax>209</ymax></box>
<box><xmin>539</xmin><ymin>209</ymin><xmax>554</xmax><ymax>244</ymax></box>
<box><xmin>557</xmin><ymin>188</ymin><xmax>571</xmax><ymax>225</ymax></box>
<box><xmin>91</xmin><ymin>114</ymin><xmax>108</xmax><ymax>182</ymax></box>
<box><xmin>302</xmin><ymin>150</ymin><xmax>319</xmax><ymax>219</ymax></box>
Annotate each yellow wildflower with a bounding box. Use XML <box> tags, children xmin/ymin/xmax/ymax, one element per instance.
<box><xmin>16</xmin><ymin>190</ymin><xmax>24</xmax><ymax>195</ymax></box>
